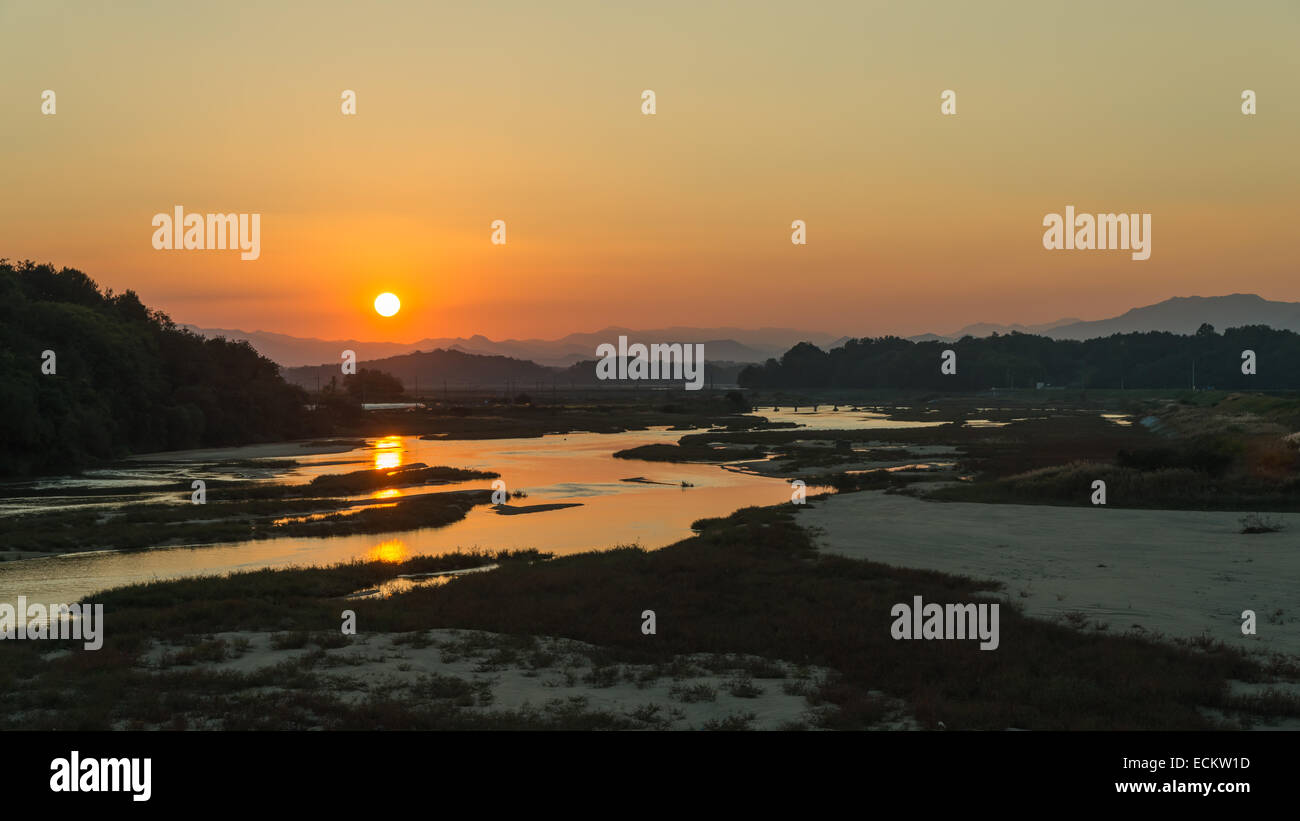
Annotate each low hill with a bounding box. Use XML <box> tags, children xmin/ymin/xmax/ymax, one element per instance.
<box><xmin>280</xmin><ymin>348</ymin><xmax>557</xmax><ymax>393</ymax></box>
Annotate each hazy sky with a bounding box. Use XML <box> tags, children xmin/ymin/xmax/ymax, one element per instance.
<box><xmin>2</xmin><ymin>0</ymin><xmax>1297</xmax><ymax>341</ymax></box>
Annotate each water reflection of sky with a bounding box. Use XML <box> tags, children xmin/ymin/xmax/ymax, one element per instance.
<box><xmin>0</xmin><ymin>410</ymin><xmax>991</xmax><ymax>605</ymax></box>
<box><xmin>749</xmin><ymin>408</ymin><xmax>949</xmax><ymax>430</ymax></box>
<box><xmin>0</xmin><ymin>428</ymin><xmax>796</xmax><ymax>605</ymax></box>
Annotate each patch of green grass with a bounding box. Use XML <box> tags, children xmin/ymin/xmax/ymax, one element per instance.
<box><xmin>391</xmin><ymin>631</ymin><xmax>435</xmax><ymax>649</ymax></box>
<box><xmin>172</xmin><ymin>638</ymin><xmax>228</xmax><ymax>665</ymax></box>
<box><xmin>311</xmin><ymin>631</ymin><xmax>352</xmax><ymax>649</ymax></box>
<box><xmin>583</xmin><ymin>665</ymin><xmax>622</xmax><ymax>688</ymax></box>
<box><xmin>726</xmin><ymin>677</ymin><xmax>764</xmax><ymax>698</ymax></box>
<box><xmin>701</xmin><ymin>712</ymin><xmax>756</xmax><ymax>730</ymax></box>
<box><xmin>410</xmin><ymin>673</ymin><xmax>477</xmax><ymax>706</ymax></box>
<box><xmin>670</xmin><ymin>683</ymin><xmax>717</xmax><ymax>703</ymax></box>
<box><xmin>270</xmin><ymin>631</ymin><xmax>310</xmax><ymax>650</ymax></box>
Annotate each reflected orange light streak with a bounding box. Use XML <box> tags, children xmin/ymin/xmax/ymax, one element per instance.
<box><xmin>367</xmin><ymin>538</ymin><xmax>409</xmax><ymax>563</ymax></box>
<box><xmin>373</xmin><ymin>436</ymin><xmax>404</xmax><ymax>471</ymax></box>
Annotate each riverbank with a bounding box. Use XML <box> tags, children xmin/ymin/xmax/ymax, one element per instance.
<box><xmin>798</xmin><ymin>490</ymin><xmax>1300</xmax><ymax>660</ymax></box>
<box><xmin>3</xmin><ymin>503</ymin><xmax>1296</xmax><ymax>730</ymax></box>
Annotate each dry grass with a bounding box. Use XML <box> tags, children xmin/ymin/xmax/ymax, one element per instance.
<box><xmin>2</xmin><ymin>504</ymin><xmax>1296</xmax><ymax>730</ymax></box>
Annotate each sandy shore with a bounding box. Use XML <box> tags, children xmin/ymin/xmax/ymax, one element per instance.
<box><xmin>132</xmin><ymin>629</ymin><xmax>920</xmax><ymax>730</ymax></box>
<box><xmin>798</xmin><ymin>491</ymin><xmax>1299</xmax><ymax>659</ymax></box>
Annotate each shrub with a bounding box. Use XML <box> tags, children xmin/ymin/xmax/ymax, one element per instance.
<box><xmin>1240</xmin><ymin>513</ymin><xmax>1285</xmax><ymax>534</ymax></box>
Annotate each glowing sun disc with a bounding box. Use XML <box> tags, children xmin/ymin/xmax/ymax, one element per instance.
<box><xmin>374</xmin><ymin>292</ymin><xmax>400</xmax><ymax>317</ymax></box>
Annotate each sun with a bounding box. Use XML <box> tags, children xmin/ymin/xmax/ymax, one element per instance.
<box><xmin>373</xmin><ymin>292</ymin><xmax>400</xmax><ymax>317</ymax></box>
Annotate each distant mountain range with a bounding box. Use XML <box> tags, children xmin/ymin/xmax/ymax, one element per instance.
<box><xmin>190</xmin><ymin>295</ymin><xmax>1300</xmax><ymax>383</ymax></box>
<box><xmin>185</xmin><ymin>325</ymin><xmax>837</xmax><ymax>368</ymax></box>
<box><xmin>280</xmin><ymin>348</ymin><xmax>748</xmax><ymax>392</ymax></box>
<box><xmin>904</xmin><ymin>294</ymin><xmax>1300</xmax><ymax>343</ymax></box>
<box><xmin>902</xmin><ymin>316</ymin><xmax>1084</xmax><ymax>345</ymax></box>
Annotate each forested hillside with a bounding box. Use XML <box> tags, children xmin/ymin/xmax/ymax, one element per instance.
<box><xmin>739</xmin><ymin>325</ymin><xmax>1300</xmax><ymax>391</ymax></box>
<box><xmin>0</xmin><ymin>260</ymin><xmax>310</xmax><ymax>476</ymax></box>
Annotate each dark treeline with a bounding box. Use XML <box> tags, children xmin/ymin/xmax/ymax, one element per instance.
<box><xmin>559</xmin><ymin>358</ymin><xmax>745</xmax><ymax>388</ymax></box>
<box><xmin>0</xmin><ymin>261</ymin><xmax>312</xmax><ymax>476</ymax></box>
<box><xmin>738</xmin><ymin>324</ymin><xmax>1299</xmax><ymax>391</ymax></box>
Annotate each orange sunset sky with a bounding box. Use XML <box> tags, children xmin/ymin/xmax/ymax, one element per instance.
<box><xmin>2</xmin><ymin>0</ymin><xmax>1297</xmax><ymax>341</ymax></box>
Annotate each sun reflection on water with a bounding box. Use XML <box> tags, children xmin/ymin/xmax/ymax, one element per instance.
<box><xmin>373</xmin><ymin>435</ymin><xmax>404</xmax><ymax>471</ymax></box>
<box><xmin>367</xmin><ymin>538</ymin><xmax>409</xmax><ymax>563</ymax></box>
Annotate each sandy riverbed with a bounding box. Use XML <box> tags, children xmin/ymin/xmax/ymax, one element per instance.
<box><xmin>798</xmin><ymin>491</ymin><xmax>1299</xmax><ymax>659</ymax></box>
<box><xmin>129</xmin><ymin>629</ymin><xmax>918</xmax><ymax>730</ymax></box>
